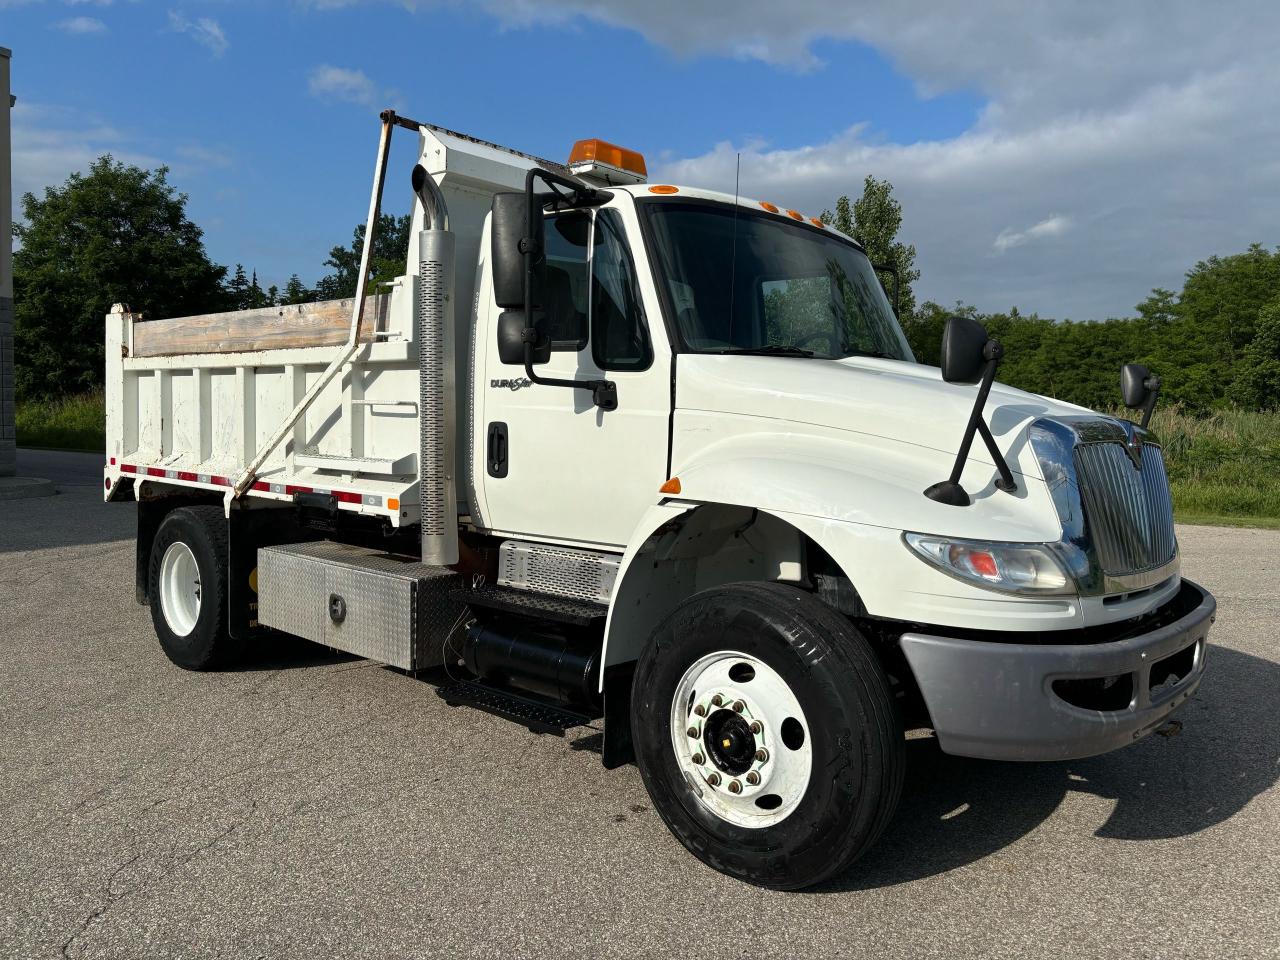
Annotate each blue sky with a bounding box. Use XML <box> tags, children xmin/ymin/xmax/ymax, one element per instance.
<box><xmin>4</xmin><ymin>1</ymin><xmax>1278</xmax><ymax>319</ymax></box>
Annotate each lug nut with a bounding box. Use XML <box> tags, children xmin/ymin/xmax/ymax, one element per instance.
<box><xmin>711</xmin><ymin>694</ymin><xmax>724</xmax><ymax>707</ymax></box>
<box><xmin>728</xmin><ymin>780</ymin><xmax>742</xmax><ymax>794</ymax></box>
<box><xmin>749</xmin><ymin>721</ymin><xmax>763</xmax><ymax>735</ymax></box>
<box><xmin>707</xmin><ymin>772</ymin><xmax>722</xmax><ymax>787</ymax></box>
<box><xmin>691</xmin><ymin>752</ymin><xmax>705</xmax><ymax>765</ymax></box>
<box><xmin>746</xmin><ymin>771</ymin><xmax>761</xmax><ymax>786</ymax></box>
<box><xmin>687</xmin><ymin>726</ymin><xmax>699</xmax><ymax>739</ymax></box>
<box><xmin>755</xmin><ymin>748</ymin><xmax>770</xmax><ymax>763</ymax></box>
<box><xmin>694</xmin><ymin>704</ymin><xmax>707</xmax><ymax>717</ymax></box>
<box><xmin>732</xmin><ymin>700</ymin><xmax>746</xmax><ymax>713</ymax></box>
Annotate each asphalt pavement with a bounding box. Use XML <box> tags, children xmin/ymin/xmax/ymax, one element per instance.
<box><xmin>1</xmin><ymin>449</ymin><xmax>1277</xmax><ymax>959</ymax></box>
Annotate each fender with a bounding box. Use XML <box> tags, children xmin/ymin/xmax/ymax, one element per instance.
<box><xmin>600</xmin><ymin>430</ymin><xmax>1080</xmax><ymax>684</ymax></box>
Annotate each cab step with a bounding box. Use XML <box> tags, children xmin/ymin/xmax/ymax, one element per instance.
<box><xmin>436</xmin><ymin>679</ymin><xmax>594</xmax><ymax>736</ymax></box>
<box><xmin>455</xmin><ymin>583</ymin><xmax>607</xmax><ymax>627</ymax></box>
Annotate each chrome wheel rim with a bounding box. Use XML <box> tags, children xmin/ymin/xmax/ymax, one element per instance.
<box><xmin>669</xmin><ymin>650</ymin><xmax>812</xmax><ymax>829</ymax></box>
<box><xmin>159</xmin><ymin>541</ymin><xmax>202</xmax><ymax>637</ymax></box>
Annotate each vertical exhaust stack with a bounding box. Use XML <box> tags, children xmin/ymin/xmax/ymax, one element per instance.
<box><xmin>412</xmin><ymin>164</ymin><xmax>458</xmax><ymax>567</ymax></box>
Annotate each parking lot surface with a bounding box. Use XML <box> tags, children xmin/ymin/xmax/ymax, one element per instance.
<box><xmin>1</xmin><ymin>450</ymin><xmax>1277</xmax><ymax>959</ymax></box>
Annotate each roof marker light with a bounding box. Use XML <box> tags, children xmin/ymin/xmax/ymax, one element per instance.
<box><xmin>809</xmin><ymin>217</ymin><xmax>826</xmax><ymax>228</ymax></box>
<box><xmin>648</xmin><ymin>184</ymin><xmax>679</xmax><ymax>194</ymax></box>
<box><xmin>786</xmin><ymin>209</ymin><xmax>804</xmax><ymax>220</ymax></box>
<box><xmin>759</xmin><ymin>201</ymin><xmax>779</xmax><ymax>213</ymax></box>
<box><xmin>659</xmin><ymin>477</ymin><xmax>682</xmax><ymax>495</ymax></box>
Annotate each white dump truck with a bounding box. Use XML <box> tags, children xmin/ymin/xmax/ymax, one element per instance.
<box><xmin>104</xmin><ymin>111</ymin><xmax>1215</xmax><ymax>889</ymax></box>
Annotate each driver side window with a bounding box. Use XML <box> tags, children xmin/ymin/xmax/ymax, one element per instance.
<box><xmin>590</xmin><ymin>209</ymin><xmax>652</xmax><ymax>372</ymax></box>
<box><xmin>542</xmin><ymin>211</ymin><xmax>591</xmax><ymax>351</ymax></box>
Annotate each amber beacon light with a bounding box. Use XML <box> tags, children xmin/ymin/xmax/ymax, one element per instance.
<box><xmin>567</xmin><ymin>138</ymin><xmax>649</xmax><ymax>185</ymax></box>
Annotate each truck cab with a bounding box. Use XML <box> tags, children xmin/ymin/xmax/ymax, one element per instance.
<box><xmin>104</xmin><ymin>113</ymin><xmax>1215</xmax><ymax>890</ymax></box>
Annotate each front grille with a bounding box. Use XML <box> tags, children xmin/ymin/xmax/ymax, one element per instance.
<box><xmin>1074</xmin><ymin>441</ymin><xmax>1176</xmax><ymax>575</ymax></box>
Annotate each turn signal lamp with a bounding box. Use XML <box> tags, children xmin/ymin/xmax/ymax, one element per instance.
<box><xmin>568</xmin><ymin>139</ymin><xmax>648</xmax><ymax>186</ymax></box>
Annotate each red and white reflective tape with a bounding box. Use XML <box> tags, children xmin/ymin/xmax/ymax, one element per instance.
<box><xmin>112</xmin><ymin>462</ymin><xmax>386</xmax><ymax>509</ymax></box>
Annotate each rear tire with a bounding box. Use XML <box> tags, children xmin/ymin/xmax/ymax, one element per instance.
<box><xmin>631</xmin><ymin>581</ymin><xmax>904</xmax><ymax>889</ymax></box>
<box><xmin>147</xmin><ymin>505</ymin><xmax>240</xmax><ymax>670</ymax></box>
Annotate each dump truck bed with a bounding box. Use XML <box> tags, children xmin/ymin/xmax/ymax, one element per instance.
<box><xmin>105</xmin><ymin>291</ymin><xmax>420</xmax><ymax>523</ymax></box>
<box><xmin>103</xmin><ymin>121</ymin><xmax>547</xmax><ymax>523</ymax></box>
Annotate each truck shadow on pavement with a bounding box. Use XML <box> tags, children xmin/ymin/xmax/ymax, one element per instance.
<box><xmin>822</xmin><ymin>644</ymin><xmax>1280</xmax><ymax>892</ymax></box>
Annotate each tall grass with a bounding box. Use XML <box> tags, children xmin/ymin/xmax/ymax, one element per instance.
<box><xmin>1140</xmin><ymin>406</ymin><xmax>1280</xmax><ymax>526</ymax></box>
<box><xmin>12</xmin><ymin>390</ymin><xmax>1280</xmax><ymax>526</ymax></box>
<box><xmin>15</xmin><ymin>391</ymin><xmax>106</xmax><ymax>452</ymax></box>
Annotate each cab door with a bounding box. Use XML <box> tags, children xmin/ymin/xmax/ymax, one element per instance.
<box><xmin>478</xmin><ymin>202</ymin><xmax>671</xmax><ymax>549</ymax></box>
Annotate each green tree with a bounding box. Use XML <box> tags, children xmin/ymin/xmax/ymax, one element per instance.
<box><xmin>1231</xmin><ymin>298</ymin><xmax>1280</xmax><ymax>409</ymax></box>
<box><xmin>1157</xmin><ymin>244</ymin><xmax>1280</xmax><ymax>408</ymax></box>
<box><xmin>13</xmin><ymin>156</ymin><xmax>228</xmax><ymax>398</ymax></box>
<box><xmin>823</xmin><ymin>177</ymin><xmax>919</xmax><ymax>321</ymax></box>
<box><xmin>227</xmin><ymin>263</ymin><xmax>249</xmax><ymax>309</ymax></box>
<box><xmin>314</xmin><ymin>213</ymin><xmax>413</xmax><ymax>300</ymax></box>
<box><xmin>247</xmin><ymin>269</ymin><xmax>269</xmax><ymax>309</ymax></box>
<box><xmin>283</xmin><ymin>274</ymin><xmax>311</xmax><ymax>305</ymax></box>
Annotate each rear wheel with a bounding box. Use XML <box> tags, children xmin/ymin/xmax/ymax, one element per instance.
<box><xmin>631</xmin><ymin>581</ymin><xmax>904</xmax><ymax>889</ymax></box>
<box><xmin>148</xmin><ymin>506</ymin><xmax>240</xmax><ymax>670</ymax></box>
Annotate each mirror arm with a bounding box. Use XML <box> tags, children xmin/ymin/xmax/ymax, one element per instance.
<box><xmin>975</xmin><ymin>419</ymin><xmax>1018</xmax><ymax>494</ymax></box>
<box><xmin>1138</xmin><ymin>376</ymin><xmax>1161</xmax><ymax>429</ymax></box>
<box><xmin>520</xmin><ymin>167</ymin><xmax>618</xmax><ymax>411</ymax></box>
<box><xmin>925</xmin><ymin>340</ymin><xmax>1016</xmax><ymax>505</ymax></box>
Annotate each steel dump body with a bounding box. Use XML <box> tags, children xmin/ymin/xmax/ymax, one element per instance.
<box><xmin>103</xmin><ymin>124</ymin><xmax>551</xmax><ymax>523</ymax></box>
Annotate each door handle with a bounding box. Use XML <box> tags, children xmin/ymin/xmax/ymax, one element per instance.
<box><xmin>487</xmin><ymin>422</ymin><xmax>509</xmax><ymax>478</ymax></box>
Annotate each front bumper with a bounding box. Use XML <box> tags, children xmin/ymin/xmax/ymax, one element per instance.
<box><xmin>899</xmin><ymin>579</ymin><xmax>1216</xmax><ymax>761</ymax></box>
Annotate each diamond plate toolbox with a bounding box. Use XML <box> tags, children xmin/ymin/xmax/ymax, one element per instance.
<box><xmin>257</xmin><ymin>541</ymin><xmax>465</xmax><ymax>671</ymax></box>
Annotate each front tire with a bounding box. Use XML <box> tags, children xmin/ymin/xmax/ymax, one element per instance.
<box><xmin>631</xmin><ymin>581</ymin><xmax>904</xmax><ymax>889</ymax></box>
<box><xmin>147</xmin><ymin>506</ymin><xmax>240</xmax><ymax>670</ymax></box>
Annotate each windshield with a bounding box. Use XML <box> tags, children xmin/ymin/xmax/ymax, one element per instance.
<box><xmin>641</xmin><ymin>200</ymin><xmax>914</xmax><ymax>362</ymax></box>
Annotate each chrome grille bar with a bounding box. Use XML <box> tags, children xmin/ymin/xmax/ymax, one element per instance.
<box><xmin>1074</xmin><ymin>441</ymin><xmax>1176</xmax><ymax>575</ymax></box>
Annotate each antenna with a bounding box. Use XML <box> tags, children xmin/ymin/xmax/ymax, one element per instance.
<box><xmin>728</xmin><ymin>152</ymin><xmax>741</xmax><ymax>345</ymax></box>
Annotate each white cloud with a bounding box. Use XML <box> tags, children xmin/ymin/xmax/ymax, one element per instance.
<box><xmin>290</xmin><ymin>1</ymin><xmax>1280</xmax><ymax>316</ymax></box>
<box><xmin>167</xmin><ymin>10</ymin><xmax>228</xmax><ymax>58</ymax></box>
<box><xmin>655</xmin><ymin>62</ymin><xmax>1280</xmax><ymax>318</ymax></box>
<box><xmin>307</xmin><ymin>64</ymin><xmax>379</xmax><ymax>105</ymax></box>
<box><xmin>994</xmin><ymin>215</ymin><xmax>1071</xmax><ymax>254</ymax></box>
<box><xmin>53</xmin><ymin>15</ymin><xmax>107</xmax><ymax>33</ymax></box>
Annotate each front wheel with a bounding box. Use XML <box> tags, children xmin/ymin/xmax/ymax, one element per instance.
<box><xmin>631</xmin><ymin>581</ymin><xmax>904</xmax><ymax>889</ymax></box>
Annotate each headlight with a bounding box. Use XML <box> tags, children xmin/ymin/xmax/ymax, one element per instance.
<box><xmin>903</xmin><ymin>533</ymin><xmax>1074</xmax><ymax>596</ymax></box>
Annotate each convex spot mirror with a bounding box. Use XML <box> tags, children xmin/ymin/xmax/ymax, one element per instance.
<box><xmin>491</xmin><ymin>192</ymin><xmax>544</xmax><ymax>310</ymax></box>
<box><xmin>939</xmin><ymin>315</ymin><xmax>991</xmax><ymax>385</ymax></box>
<box><xmin>497</xmin><ymin>311</ymin><xmax>551</xmax><ymax>366</ymax></box>
<box><xmin>1121</xmin><ymin>363</ymin><xmax>1155</xmax><ymax>409</ymax></box>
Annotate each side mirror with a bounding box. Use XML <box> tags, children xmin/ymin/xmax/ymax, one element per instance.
<box><xmin>1121</xmin><ymin>362</ymin><xmax>1160</xmax><ymax>428</ymax></box>
<box><xmin>497</xmin><ymin>310</ymin><xmax>550</xmax><ymax>366</ymax></box>
<box><xmin>939</xmin><ymin>315</ymin><xmax>994</xmax><ymax>384</ymax></box>
<box><xmin>491</xmin><ymin>192</ymin><xmax>544</xmax><ymax>310</ymax></box>
<box><xmin>1121</xmin><ymin>363</ymin><xmax>1154</xmax><ymax>409</ymax></box>
<box><xmin>925</xmin><ymin>315</ymin><xmax>1016</xmax><ymax>505</ymax></box>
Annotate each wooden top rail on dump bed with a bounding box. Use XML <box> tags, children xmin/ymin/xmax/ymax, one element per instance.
<box><xmin>128</xmin><ymin>294</ymin><xmax>393</xmax><ymax>358</ymax></box>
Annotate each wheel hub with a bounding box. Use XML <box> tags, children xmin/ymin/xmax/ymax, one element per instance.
<box><xmin>159</xmin><ymin>540</ymin><xmax>203</xmax><ymax>638</ymax></box>
<box><xmin>703</xmin><ymin>710</ymin><xmax>756</xmax><ymax>776</ymax></box>
<box><xmin>671</xmin><ymin>651</ymin><xmax>813</xmax><ymax>829</ymax></box>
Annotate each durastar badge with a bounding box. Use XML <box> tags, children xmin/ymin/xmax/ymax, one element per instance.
<box><xmin>491</xmin><ymin>378</ymin><xmax>532</xmax><ymax>391</ymax></box>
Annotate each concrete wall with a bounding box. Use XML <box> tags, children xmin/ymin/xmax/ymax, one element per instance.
<box><xmin>1</xmin><ymin>47</ymin><xmax>13</xmax><ymax>476</ymax></box>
